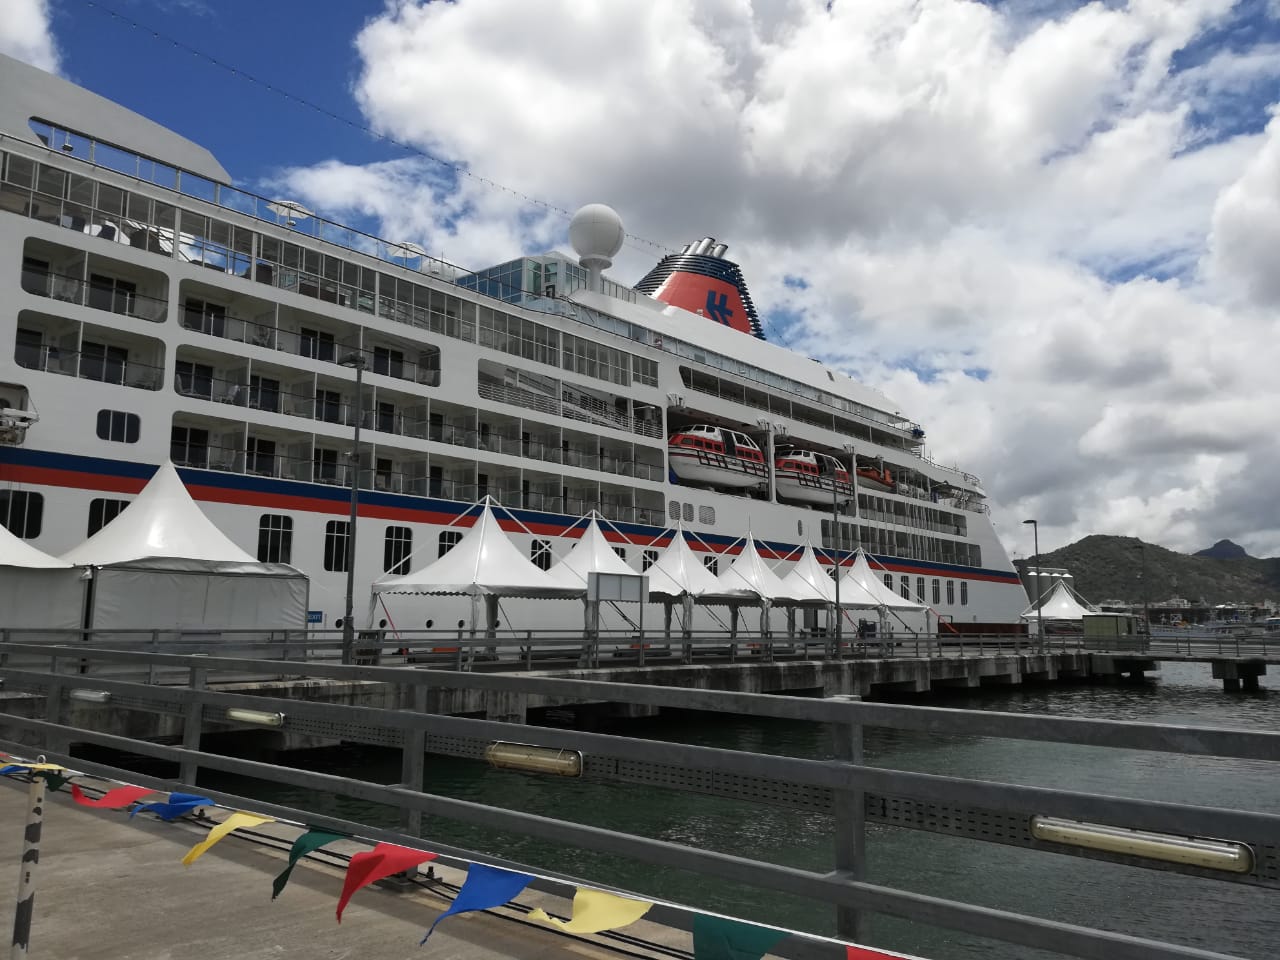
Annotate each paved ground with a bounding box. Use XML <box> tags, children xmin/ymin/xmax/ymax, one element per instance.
<box><xmin>0</xmin><ymin>778</ymin><xmax>689</xmax><ymax>960</ymax></box>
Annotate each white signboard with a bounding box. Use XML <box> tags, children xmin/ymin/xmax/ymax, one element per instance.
<box><xmin>587</xmin><ymin>572</ymin><xmax>647</xmax><ymax>603</ymax></box>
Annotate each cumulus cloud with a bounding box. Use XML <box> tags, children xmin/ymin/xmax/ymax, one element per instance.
<box><xmin>0</xmin><ymin>0</ymin><xmax>59</xmax><ymax>73</ymax></box>
<box><xmin>276</xmin><ymin>0</ymin><xmax>1280</xmax><ymax>556</ymax></box>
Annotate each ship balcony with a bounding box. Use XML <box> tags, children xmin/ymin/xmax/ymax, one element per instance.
<box><xmin>22</xmin><ymin>238</ymin><xmax>170</xmax><ymax>324</ymax></box>
<box><xmin>16</xmin><ymin>312</ymin><xmax>166</xmax><ymax>391</ymax></box>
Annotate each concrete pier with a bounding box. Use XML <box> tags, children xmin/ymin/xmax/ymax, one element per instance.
<box><xmin>1211</xmin><ymin>658</ymin><xmax>1267</xmax><ymax>692</ymax></box>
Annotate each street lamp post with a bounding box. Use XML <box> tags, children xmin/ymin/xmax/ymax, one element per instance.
<box><xmin>832</xmin><ymin>473</ymin><xmax>841</xmax><ymax>656</ymax></box>
<box><xmin>339</xmin><ymin>351</ymin><xmax>367</xmax><ymax>666</ymax></box>
<box><xmin>1139</xmin><ymin>541</ymin><xmax>1150</xmax><ymax>641</ymax></box>
<box><xmin>1022</xmin><ymin>519</ymin><xmax>1044</xmax><ymax>652</ymax></box>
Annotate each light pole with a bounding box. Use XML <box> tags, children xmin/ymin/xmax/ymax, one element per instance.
<box><xmin>1022</xmin><ymin>519</ymin><xmax>1044</xmax><ymax>652</ymax></box>
<box><xmin>339</xmin><ymin>351</ymin><xmax>366</xmax><ymax>666</ymax></box>
<box><xmin>1138</xmin><ymin>541</ymin><xmax>1150</xmax><ymax>640</ymax></box>
<box><xmin>832</xmin><ymin>471</ymin><xmax>841</xmax><ymax>655</ymax></box>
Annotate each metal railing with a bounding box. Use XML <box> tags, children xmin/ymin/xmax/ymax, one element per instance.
<box><xmin>16</xmin><ymin>345</ymin><xmax>164</xmax><ymax>390</ymax></box>
<box><xmin>22</xmin><ymin>267</ymin><xmax>167</xmax><ymax>322</ymax></box>
<box><xmin>0</xmin><ymin>642</ymin><xmax>1277</xmax><ymax>960</ymax></box>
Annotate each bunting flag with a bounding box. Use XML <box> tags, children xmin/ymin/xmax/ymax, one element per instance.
<box><xmin>130</xmin><ymin>793</ymin><xmax>213</xmax><ymax>821</ymax></box>
<box><xmin>336</xmin><ymin>843</ymin><xmax>438</xmax><ymax>923</ymax></box>
<box><xmin>420</xmin><ymin>863</ymin><xmax>533</xmax><ymax>944</ymax></box>
<box><xmin>71</xmin><ymin>784</ymin><xmax>156</xmax><ymax>809</ymax></box>
<box><xmin>692</xmin><ymin>914</ymin><xmax>789</xmax><ymax>960</ymax></box>
<box><xmin>36</xmin><ymin>770</ymin><xmax>70</xmax><ymax>792</ymax></box>
<box><xmin>182</xmin><ymin>812</ymin><xmax>274</xmax><ymax>866</ymax></box>
<box><xmin>0</xmin><ymin>762</ymin><xmax>66</xmax><ymax>775</ymax></box>
<box><xmin>528</xmin><ymin>887</ymin><xmax>653</xmax><ymax>934</ymax></box>
<box><xmin>272</xmin><ymin>828</ymin><xmax>347</xmax><ymax>900</ymax></box>
<box><xmin>847</xmin><ymin>947</ymin><xmax>908</xmax><ymax>959</ymax></box>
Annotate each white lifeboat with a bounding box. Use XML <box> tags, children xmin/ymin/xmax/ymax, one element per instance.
<box><xmin>774</xmin><ymin>447</ymin><xmax>854</xmax><ymax>505</ymax></box>
<box><xmin>668</xmin><ymin>425</ymin><xmax>768</xmax><ymax>490</ymax></box>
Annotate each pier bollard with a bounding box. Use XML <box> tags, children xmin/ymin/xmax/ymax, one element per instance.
<box><xmin>10</xmin><ymin>764</ymin><xmax>47</xmax><ymax>960</ymax></box>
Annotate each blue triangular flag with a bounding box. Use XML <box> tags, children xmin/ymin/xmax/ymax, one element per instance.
<box><xmin>421</xmin><ymin>864</ymin><xmax>534</xmax><ymax>945</ymax></box>
<box><xmin>129</xmin><ymin>793</ymin><xmax>212</xmax><ymax>821</ymax></box>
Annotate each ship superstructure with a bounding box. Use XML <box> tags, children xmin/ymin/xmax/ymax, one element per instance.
<box><xmin>0</xmin><ymin>53</ymin><xmax>1026</xmax><ymax>633</ymax></box>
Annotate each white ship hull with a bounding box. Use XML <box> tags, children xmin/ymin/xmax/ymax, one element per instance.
<box><xmin>0</xmin><ymin>53</ymin><xmax>1031</xmax><ymax>636</ymax></box>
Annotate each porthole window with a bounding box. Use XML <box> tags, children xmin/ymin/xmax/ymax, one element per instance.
<box><xmin>96</xmin><ymin>409</ymin><xmax>140</xmax><ymax>443</ymax></box>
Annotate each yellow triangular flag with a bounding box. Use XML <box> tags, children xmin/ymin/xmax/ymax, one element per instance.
<box><xmin>181</xmin><ymin>812</ymin><xmax>273</xmax><ymax>866</ymax></box>
<box><xmin>529</xmin><ymin>887</ymin><xmax>652</xmax><ymax>934</ymax></box>
<box><xmin>2</xmin><ymin>762</ymin><xmax>65</xmax><ymax>772</ymax></box>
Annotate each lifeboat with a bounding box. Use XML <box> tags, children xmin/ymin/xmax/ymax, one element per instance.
<box><xmin>774</xmin><ymin>447</ymin><xmax>855</xmax><ymax>505</ymax></box>
<box><xmin>668</xmin><ymin>425</ymin><xmax>768</xmax><ymax>490</ymax></box>
<box><xmin>855</xmin><ymin>464</ymin><xmax>895</xmax><ymax>492</ymax></box>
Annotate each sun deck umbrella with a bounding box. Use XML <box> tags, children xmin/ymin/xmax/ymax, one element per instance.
<box><xmin>372</xmin><ymin>502</ymin><xmax>583</xmax><ymax>638</ymax></box>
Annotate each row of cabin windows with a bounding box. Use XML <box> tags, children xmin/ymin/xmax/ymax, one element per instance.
<box><xmin>879</xmin><ymin>573</ymin><xmax>968</xmax><ymax>606</ymax></box>
<box><xmin>0</xmin><ymin>497</ymin><xmax>967</xmax><ymax>608</ymax></box>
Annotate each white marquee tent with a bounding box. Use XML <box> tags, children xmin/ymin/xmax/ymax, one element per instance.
<box><xmin>644</xmin><ymin>524</ymin><xmax>734</xmax><ymax>638</ymax></box>
<box><xmin>59</xmin><ymin>462</ymin><xmax>308</xmax><ymax>632</ymax></box>
<box><xmin>713</xmin><ymin>536</ymin><xmax>825</xmax><ymax>637</ymax></box>
<box><xmin>0</xmin><ymin>523</ymin><xmax>83</xmax><ymax>634</ymax></box>
<box><xmin>1021</xmin><ymin>579</ymin><xmax>1095</xmax><ymax>623</ymax></box>
<box><xmin>547</xmin><ymin>516</ymin><xmax>637</xmax><ymax>590</ymax></box>
<box><xmin>372</xmin><ymin>503</ymin><xmax>583</xmax><ymax>635</ymax></box>
<box><xmin>838</xmin><ymin>551</ymin><xmax>927</xmax><ymax>611</ymax></box>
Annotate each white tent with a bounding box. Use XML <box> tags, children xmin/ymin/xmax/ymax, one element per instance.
<box><xmin>1021</xmin><ymin>579</ymin><xmax>1095</xmax><ymax>622</ymax></box>
<box><xmin>373</xmin><ymin>503</ymin><xmax>583</xmax><ymax>635</ymax></box>
<box><xmin>713</xmin><ymin>536</ymin><xmax>826</xmax><ymax>638</ymax></box>
<box><xmin>838</xmin><ymin>551</ymin><xmax>927</xmax><ymax>611</ymax></box>
<box><xmin>0</xmin><ymin>523</ymin><xmax>84</xmax><ymax>634</ymax></box>
<box><xmin>643</xmin><ymin>524</ymin><xmax>733</xmax><ymax>638</ymax></box>
<box><xmin>59</xmin><ymin>462</ymin><xmax>308</xmax><ymax>632</ymax></box>
<box><xmin>547</xmin><ymin>516</ymin><xmax>636</xmax><ymax>589</ymax></box>
<box><xmin>778</xmin><ymin>543</ymin><xmax>839</xmax><ymax>605</ymax></box>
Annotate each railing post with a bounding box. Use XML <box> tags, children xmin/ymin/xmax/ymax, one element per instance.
<box><xmin>400</xmin><ymin>684</ymin><xmax>427</xmax><ymax>836</ymax></box>
<box><xmin>147</xmin><ymin>630</ymin><xmax>160</xmax><ymax>685</ymax></box>
<box><xmin>831</xmin><ymin>694</ymin><xmax>866</xmax><ymax>942</ymax></box>
<box><xmin>524</xmin><ymin>634</ymin><xmax>533</xmax><ymax>672</ymax></box>
<box><xmin>43</xmin><ymin>655</ymin><xmax>65</xmax><ymax>756</ymax></box>
<box><xmin>180</xmin><ymin>658</ymin><xmax>207</xmax><ymax>787</ymax></box>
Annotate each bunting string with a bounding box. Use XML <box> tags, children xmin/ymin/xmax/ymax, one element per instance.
<box><xmin>1</xmin><ymin>755</ymin><xmax>913</xmax><ymax>959</ymax></box>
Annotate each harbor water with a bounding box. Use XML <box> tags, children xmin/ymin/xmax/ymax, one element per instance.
<box><xmin>206</xmin><ymin>662</ymin><xmax>1280</xmax><ymax>959</ymax></box>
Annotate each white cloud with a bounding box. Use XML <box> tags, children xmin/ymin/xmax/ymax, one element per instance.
<box><xmin>0</xmin><ymin>0</ymin><xmax>59</xmax><ymax>74</ymax></box>
<box><xmin>278</xmin><ymin>0</ymin><xmax>1280</xmax><ymax>557</ymax></box>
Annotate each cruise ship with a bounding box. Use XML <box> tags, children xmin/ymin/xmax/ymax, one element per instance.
<box><xmin>0</xmin><ymin>53</ymin><xmax>1027</xmax><ymax>635</ymax></box>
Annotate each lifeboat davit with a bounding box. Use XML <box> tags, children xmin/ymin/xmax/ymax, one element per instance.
<box><xmin>668</xmin><ymin>425</ymin><xmax>768</xmax><ymax>490</ymax></box>
<box><xmin>855</xmin><ymin>464</ymin><xmax>895</xmax><ymax>492</ymax></box>
<box><xmin>774</xmin><ymin>447</ymin><xmax>855</xmax><ymax>505</ymax></box>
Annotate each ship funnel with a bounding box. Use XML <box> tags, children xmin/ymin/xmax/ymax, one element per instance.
<box><xmin>710</xmin><ymin>242</ymin><xmax>729</xmax><ymax>258</ymax></box>
<box><xmin>692</xmin><ymin>237</ymin><xmax>715</xmax><ymax>255</ymax></box>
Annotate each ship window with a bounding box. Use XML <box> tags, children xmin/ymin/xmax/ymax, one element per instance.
<box><xmin>96</xmin><ymin>409</ymin><xmax>140</xmax><ymax>443</ymax></box>
<box><xmin>702</xmin><ymin>555</ymin><xmax>718</xmax><ymax>575</ymax></box>
<box><xmin>373</xmin><ymin>346</ymin><xmax>404</xmax><ymax>378</ymax></box>
<box><xmin>315</xmin><ymin>389</ymin><xmax>342</xmax><ymax>424</ymax></box>
<box><xmin>88</xmin><ymin>497</ymin><xmax>129</xmax><ymax>536</ymax></box>
<box><xmin>438</xmin><ymin>529</ymin><xmax>462</xmax><ymax>557</ymax></box>
<box><xmin>932</xmin><ymin>579</ymin><xmax>941</xmax><ymax>605</ymax></box>
<box><xmin>917</xmin><ymin>577</ymin><xmax>925</xmax><ymax>603</ymax></box>
<box><xmin>257</xmin><ymin>515</ymin><xmax>293</xmax><ymax>564</ymax></box>
<box><xmin>183</xmin><ymin>297</ymin><xmax>225</xmax><ymax>336</ymax></box>
<box><xmin>170</xmin><ymin>425</ymin><xmax>209</xmax><ymax>467</ymax></box>
<box><xmin>81</xmin><ymin>341</ymin><xmax>128</xmax><ymax>385</ymax></box>
<box><xmin>633</xmin><ymin>356</ymin><xmax>658</xmax><ymax>387</ymax></box>
<box><xmin>0</xmin><ymin>490</ymin><xmax>43</xmax><ymax>539</ymax></box>
<box><xmin>88</xmin><ymin>274</ymin><xmax>137</xmax><ymax>316</ymax></box>
<box><xmin>947</xmin><ymin>580</ymin><xmax>955</xmax><ymax>604</ymax></box>
<box><xmin>313</xmin><ymin>448</ymin><xmax>340</xmax><ymax>483</ymax></box>
<box><xmin>15</xmin><ymin>328</ymin><xmax>42</xmax><ymax>369</ymax></box>
<box><xmin>613</xmin><ymin>546</ymin><xmax>627</xmax><ymax>562</ymax></box>
<box><xmin>882</xmin><ymin>574</ymin><xmax>893</xmax><ymax>592</ymax></box>
<box><xmin>530</xmin><ymin>538</ymin><xmax>552</xmax><ymax>571</ymax></box>
<box><xmin>323</xmin><ymin>520</ymin><xmax>350</xmax><ymax>572</ymax></box>
<box><xmin>698</xmin><ymin>506</ymin><xmax>715</xmax><ymax>525</ymax></box>
<box><xmin>668</xmin><ymin>501</ymin><xmax>681</xmax><ymax>521</ymax></box>
<box><xmin>175</xmin><ymin>359</ymin><xmax>213</xmax><ymax>398</ymax></box>
<box><xmin>900</xmin><ymin>575</ymin><xmax>910</xmax><ymax>599</ymax></box>
<box><xmin>961</xmin><ymin>581</ymin><xmax>969</xmax><ymax>606</ymax></box>
<box><xmin>248</xmin><ymin>375</ymin><xmax>280</xmax><ymax>413</ymax></box>
<box><xmin>682</xmin><ymin>502</ymin><xmax>694</xmax><ymax>522</ymax></box>
<box><xmin>642</xmin><ymin>549</ymin><xmax>658</xmax><ymax>571</ymax></box>
<box><xmin>298</xmin><ymin>327</ymin><xmax>336</xmax><ymax>363</ymax></box>
<box><xmin>246</xmin><ymin>437</ymin><xmax>275</xmax><ymax>475</ymax></box>
<box><xmin>384</xmin><ymin>526</ymin><xmax>412</xmax><ymax>575</ymax></box>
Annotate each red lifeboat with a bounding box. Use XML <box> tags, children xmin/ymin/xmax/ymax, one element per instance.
<box><xmin>668</xmin><ymin>425</ymin><xmax>768</xmax><ymax>490</ymax></box>
<box><xmin>774</xmin><ymin>448</ymin><xmax>854</xmax><ymax>505</ymax></box>
<box><xmin>855</xmin><ymin>464</ymin><xmax>895</xmax><ymax>492</ymax></box>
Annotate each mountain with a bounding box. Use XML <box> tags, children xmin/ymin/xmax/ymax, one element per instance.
<box><xmin>1194</xmin><ymin>539</ymin><xmax>1249</xmax><ymax>560</ymax></box>
<box><xmin>1015</xmin><ymin>535</ymin><xmax>1280</xmax><ymax>607</ymax></box>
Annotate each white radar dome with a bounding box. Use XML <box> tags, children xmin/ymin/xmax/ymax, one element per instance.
<box><xmin>569</xmin><ymin>204</ymin><xmax>625</xmax><ymax>262</ymax></box>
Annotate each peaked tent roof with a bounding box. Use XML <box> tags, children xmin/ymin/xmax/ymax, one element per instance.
<box><xmin>778</xmin><ymin>542</ymin><xmax>839</xmax><ymax>604</ymax></box>
<box><xmin>61</xmin><ymin>462</ymin><xmax>258</xmax><ymax>566</ymax></box>
<box><xmin>1021</xmin><ymin>579</ymin><xmax>1094</xmax><ymax>620</ymax></box>
<box><xmin>714</xmin><ymin>536</ymin><xmax>824</xmax><ymax>603</ymax></box>
<box><xmin>374</xmin><ymin>504</ymin><xmax>583</xmax><ymax>598</ymax></box>
<box><xmin>645</xmin><ymin>525</ymin><xmax>729</xmax><ymax>599</ymax></box>
<box><xmin>838</xmin><ymin>550</ymin><xmax>927</xmax><ymax>610</ymax></box>
<box><xmin>0</xmin><ymin>523</ymin><xmax>71</xmax><ymax>569</ymax></box>
<box><xmin>547</xmin><ymin>516</ymin><xmax>637</xmax><ymax>590</ymax></box>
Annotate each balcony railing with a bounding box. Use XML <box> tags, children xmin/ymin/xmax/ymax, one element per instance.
<box><xmin>17</xmin><ymin>345</ymin><xmax>163</xmax><ymax>390</ymax></box>
<box><xmin>21</xmin><ymin>267</ymin><xmax>167</xmax><ymax>322</ymax></box>
<box><xmin>477</xmin><ymin>377</ymin><xmax>663</xmax><ymax>441</ymax></box>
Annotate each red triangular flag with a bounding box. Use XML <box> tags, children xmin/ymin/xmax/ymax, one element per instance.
<box><xmin>336</xmin><ymin>843</ymin><xmax>437</xmax><ymax>922</ymax></box>
<box><xmin>848</xmin><ymin>947</ymin><xmax>908</xmax><ymax>959</ymax></box>
<box><xmin>71</xmin><ymin>784</ymin><xmax>155</xmax><ymax>808</ymax></box>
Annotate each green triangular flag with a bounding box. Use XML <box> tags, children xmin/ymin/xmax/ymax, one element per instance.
<box><xmin>36</xmin><ymin>771</ymin><xmax>70</xmax><ymax>792</ymax></box>
<box><xmin>692</xmin><ymin>914</ymin><xmax>789</xmax><ymax>960</ymax></box>
<box><xmin>272</xmin><ymin>828</ymin><xmax>346</xmax><ymax>900</ymax></box>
